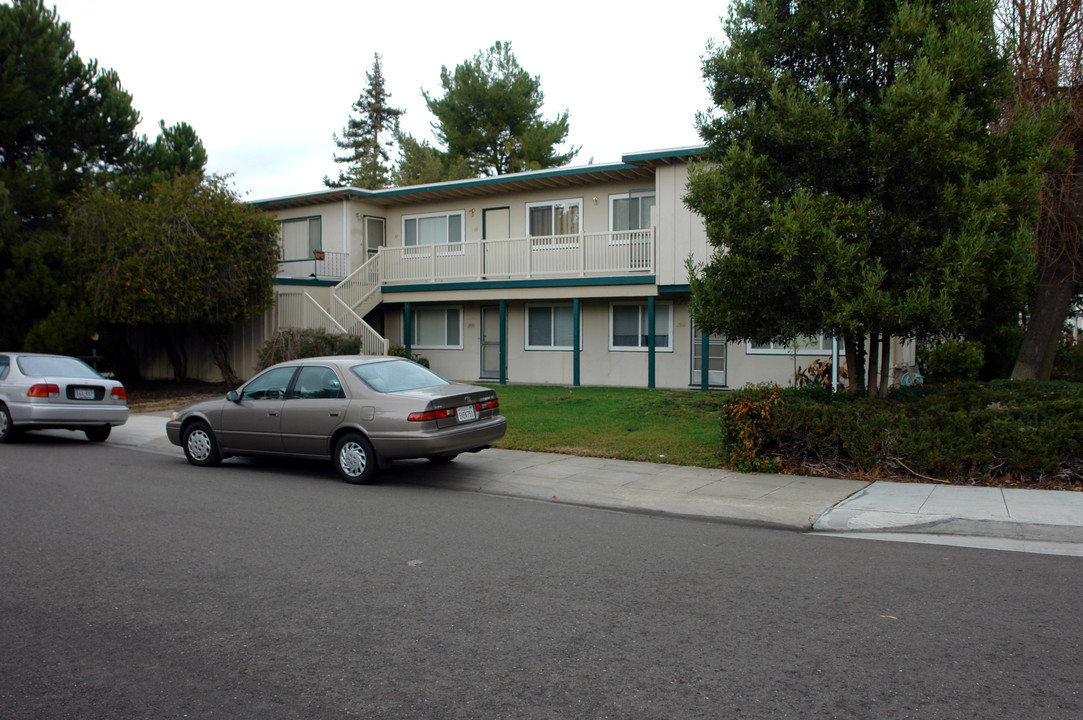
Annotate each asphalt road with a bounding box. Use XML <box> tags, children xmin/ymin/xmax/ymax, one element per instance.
<box><xmin>2</xmin><ymin>434</ymin><xmax>1081</xmax><ymax>719</ymax></box>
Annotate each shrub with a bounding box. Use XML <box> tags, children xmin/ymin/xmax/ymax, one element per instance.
<box><xmin>1052</xmin><ymin>340</ymin><xmax>1083</xmax><ymax>382</ymax></box>
<box><xmin>388</xmin><ymin>344</ymin><xmax>430</xmax><ymax>368</ymax></box>
<box><xmin>256</xmin><ymin>328</ymin><xmax>361</xmax><ymax>370</ymax></box>
<box><xmin>921</xmin><ymin>339</ymin><xmax>984</xmax><ymax>384</ymax></box>
<box><xmin>720</xmin><ymin>384</ymin><xmax>782</xmax><ymax>473</ymax></box>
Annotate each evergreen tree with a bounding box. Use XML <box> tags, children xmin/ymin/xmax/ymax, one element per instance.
<box><xmin>0</xmin><ymin>0</ymin><xmax>140</xmax><ymax>349</ymax></box>
<box><xmin>423</xmin><ymin>41</ymin><xmax>578</xmax><ymax>177</ymax></box>
<box><xmin>390</xmin><ymin>130</ymin><xmax>473</xmax><ymax>187</ymax></box>
<box><xmin>325</xmin><ymin>53</ymin><xmax>403</xmax><ymax>189</ymax></box>
<box><xmin>686</xmin><ymin>0</ymin><xmax>1051</xmax><ymax>394</ymax></box>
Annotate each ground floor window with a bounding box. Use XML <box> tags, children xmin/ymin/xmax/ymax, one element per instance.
<box><xmin>411</xmin><ymin>306</ymin><xmax>462</xmax><ymax>349</ymax></box>
<box><xmin>526</xmin><ymin>304</ymin><xmax>575</xmax><ymax>350</ymax></box>
<box><xmin>748</xmin><ymin>335</ymin><xmax>832</xmax><ymax>354</ymax></box>
<box><xmin>609</xmin><ymin>301</ymin><xmax>671</xmax><ymax>351</ymax></box>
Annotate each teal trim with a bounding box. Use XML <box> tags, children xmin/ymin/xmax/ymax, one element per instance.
<box><xmin>658</xmin><ymin>284</ymin><xmax>692</xmax><ymax>294</ymax></box>
<box><xmin>622</xmin><ymin>146</ymin><xmax>705</xmax><ymax>164</ymax></box>
<box><xmin>373</xmin><ymin>162</ymin><xmax>637</xmax><ymax>199</ymax></box>
<box><xmin>274</xmin><ymin>277</ymin><xmax>338</xmax><ymax>288</ymax></box>
<box><xmin>647</xmin><ymin>296</ymin><xmax>656</xmax><ymax>390</ymax></box>
<box><xmin>403</xmin><ymin>303</ymin><xmax>412</xmax><ymax>356</ymax></box>
<box><xmin>572</xmin><ymin>298</ymin><xmax>581</xmax><ymax>388</ymax></box>
<box><xmin>499</xmin><ymin>300</ymin><xmax>507</xmax><ymax>385</ymax></box>
<box><xmin>382</xmin><ymin>276</ymin><xmax>656</xmax><ymax>294</ymax></box>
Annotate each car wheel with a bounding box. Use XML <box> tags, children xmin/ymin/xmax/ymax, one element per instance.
<box><xmin>334</xmin><ymin>432</ymin><xmax>377</xmax><ymax>484</ymax></box>
<box><xmin>85</xmin><ymin>425</ymin><xmax>111</xmax><ymax>443</ymax></box>
<box><xmin>183</xmin><ymin>421</ymin><xmax>222</xmax><ymax>467</ymax></box>
<box><xmin>428</xmin><ymin>453</ymin><xmax>458</xmax><ymax>463</ymax></box>
<box><xmin>0</xmin><ymin>404</ymin><xmax>15</xmax><ymax>444</ymax></box>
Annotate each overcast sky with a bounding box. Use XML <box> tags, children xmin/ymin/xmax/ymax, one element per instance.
<box><xmin>49</xmin><ymin>1</ymin><xmax>727</xmax><ymax>200</ymax></box>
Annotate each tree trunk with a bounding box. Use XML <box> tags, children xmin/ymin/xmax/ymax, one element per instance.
<box><xmin>866</xmin><ymin>332</ymin><xmax>880</xmax><ymax>397</ymax></box>
<box><xmin>104</xmin><ymin>325</ymin><xmax>142</xmax><ymax>382</ymax></box>
<box><xmin>1012</xmin><ymin>257</ymin><xmax>1078</xmax><ymax>380</ymax></box>
<box><xmin>879</xmin><ymin>333</ymin><xmax>891</xmax><ymax>397</ymax></box>
<box><xmin>845</xmin><ymin>335</ymin><xmax>866</xmax><ymax>394</ymax></box>
<box><xmin>199</xmin><ymin>324</ymin><xmax>240</xmax><ymax>387</ymax></box>
<box><xmin>151</xmin><ymin>325</ymin><xmax>188</xmax><ymax>381</ymax></box>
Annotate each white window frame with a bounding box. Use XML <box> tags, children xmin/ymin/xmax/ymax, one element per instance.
<box><xmin>278</xmin><ymin>216</ymin><xmax>322</xmax><ymax>262</ymax></box>
<box><xmin>608</xmin><ymin>301</ymin><xmax>673</xmax><ymax>352</ymax></box>
<box><xmin>747</xmin><ymin>335</ymin><xmax>832</xmax><ymax>355</ymax></box>
<box><xmin>525</xmin><ymin>198</ymin><xmax>582</xmax><ymax>248</ymax></box>
<box><xmin>524</xmin><ymin>303</ymin><xmax>579</xmax><ymax>351</ymax></box>
<box><xmin>402</xmin><ymin>211</ymin><xmax>465</xmax><ymax>256</ymax></box>
<box><xmin>608</xmin><ymin>191</ymin><xmax>656</xmax><ymax>234</ymax></box>
<box><xmin>410</xmin><ymin>305</ymin><xmax>463</xmax><ymax>350</ymax></box>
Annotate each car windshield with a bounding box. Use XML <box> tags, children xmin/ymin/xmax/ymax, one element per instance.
<box><xmin>17</xmin><ymin>356</ymin><xmax>102</xmax><ymax>380</ymax></box>
<box><xmin>350</xmin><ymin>359</ymin><xmax>450</xmax><ymax>393</ymax></box>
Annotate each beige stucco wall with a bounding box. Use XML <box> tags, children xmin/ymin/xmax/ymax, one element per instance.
<box><xmin>654</xmin><ymin>163</ymin><xmax>711</xmax><ymax>286</ymax></box>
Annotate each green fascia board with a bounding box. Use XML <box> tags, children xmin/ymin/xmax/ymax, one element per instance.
<box><xmin>658</xmin><ymin>284</ymin><xmax>691</xmax><ymax>294</ymax></box>
<box><xmin>382</xmin><ymin>276</ymin><xmax>657</xmax><ymax>293</ymax></box>
<box><xmin>274</xmin><ymin>277</ymin><xmax>339</xmax><ymax>288</ymax></box>
<box><xmin>372</xmin><ymin>162</ymin><xmax>639</xmax><ymax>199</ymax></box>
<box><xmin>621</xmin><ymin>146</ymin><xmax>705</xmax><ymax>164</ymax></box>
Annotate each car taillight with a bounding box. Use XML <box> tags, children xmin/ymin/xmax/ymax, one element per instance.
<box><xmin>474</xmin><ymin>398</ymin><xmax>499</xmax><ymax>411</ymax></box>
<box><xmin>111</xmin><ymin>386</ymin><xmax>127</xmax><ymax>401</ymax></box>
<box><xmin>28</xmin><ymin>384</ymin><xmax>60</xmax><ymax>399</ymax></box>
<box><xmin>408</xmin><ymin>408</ymin><xmax>457</xmax><ymax>422</ymax></box>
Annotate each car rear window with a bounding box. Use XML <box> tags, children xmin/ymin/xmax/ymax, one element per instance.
<box><xmin>350</xmin><ymin>359</ymin><xmax>450</xmax><ymax>393</ymax></box>
<box><xmin>17</xmin><ymin>356</ymin><xmax>103</xmax><ymax>379</ymax></box>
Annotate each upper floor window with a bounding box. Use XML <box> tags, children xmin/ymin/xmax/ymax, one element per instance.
<box><xmin>526</xmin><ymin>199</ymin><xmax>581</xmax><ymax>238</ymax></box>
<box><xmin>610</xmin><ymin>191</ymin><xmax>656</xmax><ymax>231</ymax></box>
<box><xmin>403</xmin><ymin>211</ymin><xmax>463</xmax><ymax>247</ymax></box>
<box><xmin>278</xmin><ymin>217</ymin><xmax>321</xmax><ymax>262</ymax></box>
<box><xmin>748</xmin><ymin>335</ymin><xmax>832</xmax><ymax>354</ymax></box>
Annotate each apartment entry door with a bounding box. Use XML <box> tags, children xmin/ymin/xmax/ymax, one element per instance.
<box><xmin>480</xmin><ymin>305</ymin><xmax>502</xmax><ymax>380</ymax></box>
<box><xmin>482</xmin><ymin>207</ymin><xmax>510</xmax><ymax>278</ymax></box>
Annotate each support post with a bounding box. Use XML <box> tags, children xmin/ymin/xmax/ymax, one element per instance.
<box><xmin>701</xmin><ymin>332</ymin><xmax>709</xmax><ymax>391</ymax></box>
<box><xmin>499</xmin><ymin>299</ymin><xmax>507</xmax><ymax>385</ymax></box>
<box><xmin>647</xmin><ymin>296</ymin><xmax>656</xmax><ymax>390</ymax></box>
<box><xmin>573</xmin><ymin>298</ymin><xmax>581</xmax><ymax>387</ymax></box>
<box><xmin>404</xmin><ymin>302</ymin><xmax>412</xmax><ymax>356</ymax></box>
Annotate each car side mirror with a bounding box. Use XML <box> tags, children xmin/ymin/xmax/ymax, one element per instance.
<box><xmin>227</xmin><ymin>390</ymin><xmax>240</xmax><ymax>403</ymax></box>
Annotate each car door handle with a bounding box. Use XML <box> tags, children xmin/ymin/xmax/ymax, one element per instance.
<box><xmin>268</xmin><ymin>411</ymin><xmax>278</xmax><ymax>416</ymax></box>
<box><xmin>329</xmin><ymin>412</ymin><xmax>340</xmax><ymax>417</ymax></box>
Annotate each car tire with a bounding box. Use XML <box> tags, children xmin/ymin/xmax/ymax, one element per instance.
<box><xmin>85</xmin><ymin>425</ymin><xmax>111</xmax><ymax>443</ymax></box>
<box><xmin>183</xmin><ymin>421</ymin><xmax>222</xmax><ymax>467</ymax></box>
<box><xmin>0</xmin><ymin>404</ymin><xmax>15</xmax><ymax>444</ymax></box>
<box><xmin>334</xmin><ymin>432</ymin><xmax>377</xmax><ymax>484</ymax></box>
<box><xmin>428</xmin><ymin>453</ymin><xmax>458</xmax><ymax>463</ymax></box>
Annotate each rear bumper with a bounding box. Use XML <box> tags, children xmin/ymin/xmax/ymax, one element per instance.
<box><xmin>370</xmin><ymin>415</ymin><xmax>507</xmax><ymax>460</ymax></box>
<box><xmin>9</xmin><ymin>402</ymin><xmax>129</xmax><ymax>429</ymax></box>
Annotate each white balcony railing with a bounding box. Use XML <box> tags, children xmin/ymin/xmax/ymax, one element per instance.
<box><xmin>377</xmin><ymin>229</ymin><xmax>654</xmax><ymax>285</ymax></box>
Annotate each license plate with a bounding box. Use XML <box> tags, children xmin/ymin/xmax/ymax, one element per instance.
<box><xmin>74</xmin><ymin>388</ymin><xmax>95</xmax><ymax>400</ymax></box>
<box><xmin>456</xmin><ymin>405</ymin><xmax>477</xmax><ymax>423</ymax></box>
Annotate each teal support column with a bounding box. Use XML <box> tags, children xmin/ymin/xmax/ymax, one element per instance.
<box><xmin>499</xmin><ymin>299</ymin><xmax>507</xmax><ymax>385</ymax></box>
<box><xmin>404</xmin><ymin>303</ymin><xmax>412</xmax><ymax>356</ymax></box>
<box><xmin>701</xmin><ymin>332</ymin><xmax>709</xmax><ymax>391</ymax></box>
<box><xmin>572</xmin><ymin>298</ymin><xmax>581</xmax><ymax>387</ymax></box>
<box><xmin>647</xmin><ymin>296</ymin><xmax>656</xmax><ymax>390</ymax></box>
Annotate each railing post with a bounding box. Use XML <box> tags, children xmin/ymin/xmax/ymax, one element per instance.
<box><xmin>580</xmin><ymin>234</ymin><xmax>586</xmax><ymax>276</ymax></box>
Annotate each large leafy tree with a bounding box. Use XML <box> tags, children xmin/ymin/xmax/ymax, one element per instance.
<box><xmin>0</xmin><ymin>0</ymin><xmax>140</xmax><ymax>349</ymax></box>
<box><xmin>390</xmin><ymin>130</ymin><xmax>473</xmax><ymax>187</ymax></box>
<box><xmin>997</xmin><ymin>0</ymin><xmax>1083</xmax><ymax>380</ymax></box>
<box><xmin>419</xmin><ymin>41</ymin><xmax>578</xmax><ymax>177</ymax></box>
<box><xmin>686</xmin><ymin>0</ymin><xmax>1050</xmax><ymax>395</ymax></box>
<box><xmin>325</xmin><ymin>53</ymin><xmax>404</xmax><ymax>190</ymax></box>
<box><xmin>64</xmin><ymin>174</ymin><xmax>279</xmax><ymax>385</ymax></box>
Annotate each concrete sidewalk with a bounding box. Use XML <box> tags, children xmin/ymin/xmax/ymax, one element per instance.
<box><xmin>109</xmin><ymin>413</ymin><xmax>1083</xmax><ymax>557</ymax></box>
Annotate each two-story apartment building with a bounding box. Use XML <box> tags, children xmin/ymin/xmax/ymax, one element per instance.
<box><xmin>236</xmin><ymin>146</ymin><xmax>866</xmax><ymax>391</ymax></box>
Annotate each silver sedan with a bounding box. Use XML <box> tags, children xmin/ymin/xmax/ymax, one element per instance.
<box><xmin>0</xmin><ymin>353</ymin><xmax>129</xmax><ymax>443</ymax></box>
<box><xmin>166</xmin><ymin>356</ymin><xmax>507</xmax><ymax>484</ymax></box>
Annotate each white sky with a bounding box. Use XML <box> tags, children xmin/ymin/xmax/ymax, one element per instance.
<box><xmin>48</xmin><ymin>1</ymin><xmax>727</xmax><ymax>201</ymax></box>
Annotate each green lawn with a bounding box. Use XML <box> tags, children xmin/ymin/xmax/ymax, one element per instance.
<box><xmin>482</xmin><ymin>384</ymin><xmax>727</xmax><ymax>468</ymax></box>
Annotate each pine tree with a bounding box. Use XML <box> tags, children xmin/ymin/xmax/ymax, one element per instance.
<box><xmin>686</xmin><ymin>0</ymin><xmax>1051</xmax><ymax>394</ymax></box>
<box><xmin>325</xmin><ymin>53</ymin><xmax>403</xmax><ymax>190</ymax></box>
<box><xmin>423</xmin><ymin>41</ymin><xmax>578</xmax><ymax>177</ymax></box>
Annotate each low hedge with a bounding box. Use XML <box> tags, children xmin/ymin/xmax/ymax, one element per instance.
<box><xmin>721</xmin><ymin>381</ymin><xmax>1083</xmax><ymax>487</ymax></box>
